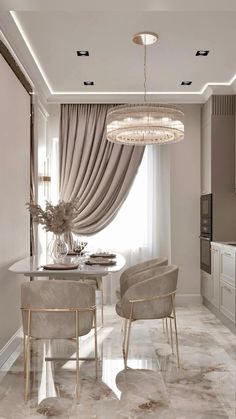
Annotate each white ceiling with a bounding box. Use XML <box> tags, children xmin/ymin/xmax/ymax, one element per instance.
<box><xmin>1</xmin><ymin>1</ymin><xmax>236</xmax><ymax>103</ymax></box>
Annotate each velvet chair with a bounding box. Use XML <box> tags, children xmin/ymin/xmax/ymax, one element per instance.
<box><xmin>116</xmin><ymin>265</ymin><xmax>179</xmax><ymax>368</ymax></box>
<box><xmin>116</xmin><ymin>257</ymin><xmax>168</xmax><ymax>300</ymax></box>
<box><xmin>21</xmin><ymin>280</ymin><xmax>97</xmax><ymax>401</ymax></box>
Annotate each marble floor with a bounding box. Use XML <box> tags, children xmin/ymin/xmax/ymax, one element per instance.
<box><xmin>0</xmin><ymin>305</ymin><xmax>235</xmax><ymax>419</ymax></box>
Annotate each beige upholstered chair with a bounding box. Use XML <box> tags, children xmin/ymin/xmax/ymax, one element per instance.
<box><xmin>116</xmin><ymin>265</ymin><xmax>179</xmax><ymax>368</ymax></box>
<box><xmin>21</xmin><ymin>280</ymin><xmax>98</xmax><ymax>401</ymax></box>
<box><xmin>116</xmin><ymin>257</ymin><xmax>168</xmax><ymax>300</ymax></box>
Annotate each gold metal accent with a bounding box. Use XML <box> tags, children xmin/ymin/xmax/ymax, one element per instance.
<box><xmin>94</xmin><ymin>308</ymin><xmax>98</xmax><ymax>379</ymax></box>
<box><xmin>172</xmin><ymin>293</ymin><xmax>180</xmax><ymax>367</ymax></box>
<box><xmin>25</xmin><ymin>310</ymin><xmax>31</xmax><ymax>401</ymax></box>
<box><xmin>95</xmin><ymin>276</ymin><xmax>104</xmax><ymax>327</ymax></box>
<box><xmin>124</xmin><ymin>303</ymin><xmax>134</xmax><ymax>368</ymax></box>
<box><xmin>122</xmin><ymin>290</ymin><xmax>180</xmax><ymax>368</ymax></box>
<box><xmin>169</xmin><ymin>317</ymin><xmax>174</xmax><ymax>354</ymax></box>
<box><xmin>132</xmin><ymin>32</ymin><xmax>158</xmax><ymax>46</ymax></box>
<box><xmin>22</xmin><ymin>306</ymin><xmax>98</xmax><ymax>402</ymax></box>
<box><xmin>165</xmin><ymin>317</ymin><xmax>169</xmax><ymax>344</ymax></box>
<box><xmin>128</xmin><ymin>290</ymin><xmax>176</xmax><ymax>303</ymax></box>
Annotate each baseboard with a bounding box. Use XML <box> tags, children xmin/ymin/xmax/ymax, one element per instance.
<box><xmin>175</xmin><ymin>294</ymin><xmax>202</xmax><ymax>305</ymax></box>
<box><xmin>0</xmin><ymin>327</ymin><xmax>22</xmax><ymax>368</ymax></box>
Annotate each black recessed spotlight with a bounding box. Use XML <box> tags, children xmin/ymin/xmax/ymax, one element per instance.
<box><xmin>181</xmin><ymin>81</ymin><xmax>192</xmax><ymax>86</ymax></box>
<box><xmin>84</xmin><ymin>81</ymin><xmax>94</xmax><ymax>86</ymax></box>
<box><xmin>77</xmin><ymin>50</ymin><xmax>89</xmax><ymax>56</ymax></box>
<box><xmin>196</xmin><ymin>50</ymin><xmax>209</xmax><ymax>56</ymax></box>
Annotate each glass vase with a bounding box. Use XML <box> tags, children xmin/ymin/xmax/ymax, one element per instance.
<box><xmin>48</xmin><ymin>233</ymin><xmax>68</xmax><ymax>262</ymax></box>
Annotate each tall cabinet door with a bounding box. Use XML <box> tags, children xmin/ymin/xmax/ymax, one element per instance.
<box><xmin>211</xmin><ymin>245</ymin><xmax>220</xmax><ymax>308</ymax></box>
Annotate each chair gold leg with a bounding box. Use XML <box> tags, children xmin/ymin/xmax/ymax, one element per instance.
<box><xmin>122</xmin><ymin>319</ymin><xmax>128</xmax><ymax>355</ymax></box>
<box><xmin>94</xmin><ymin>308</ymin><xmax>98</xmax><ymax>379</ymax></box>
<box><xmin>23</xmin><ymin>334</ymin><xmax>26</xmax><ymax>379</ymax></box>
<box><xmin>25</xmin><ymin>337</ymin><xmax>30</xmax><ymax>402</ymax></box>
<box><xmin>124</xmin><ymin>303</ymin><xmax>134</xmax><ymax>369</ymax></box>
<box><xmin>165</xmin><ymin>318</ymin><xmax>169</xmax><ymax>343</ymax></box>
<box><xmin>75</xmin><ymin>311</ymin><xmax>80</xmax><ymax>402</ymax></box>
<box><xmin>172</xmin><ymin>296</ymin><xmax>180</xmax><ymax>368</ymax></box>
<box><xmin>173</xmin><ymin>315</ymin><xmax>180</xmax><ymax>368</ymax></box>
<box><xmin>25</xmin><ymin>310</ymin><xmax>31</xmax><ymax>402</ymax></box>
<box><xmin>101</xmin><ymin>287</ymin><xmax>104</xmax><ymax>328</ymax></box>
<box><xmin>96</xmin><ymin>276</ymin><xmax>103</xmax><ymax>328</ymax></box>
<box><xmin>169</xmin><ymin>317</ymin><xmax>174</xmax><ymax>354</ymax></box>
<box><xmin>124</xmin><ymin>320</ymin><xmax>132</xmax><ymax>369</ymax></box>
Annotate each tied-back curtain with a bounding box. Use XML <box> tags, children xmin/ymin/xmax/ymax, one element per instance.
<box><xmin>59</xmin><ymin>104</ymin><xmax>145</xmax><ymax>234</ymax></box>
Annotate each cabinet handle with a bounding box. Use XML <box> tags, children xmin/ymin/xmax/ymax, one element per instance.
<box><xmin>223</xmin><ymin>252</ymin><xmax>232</xmax><ymax>257</ymax></box>
<box><xmin>223</xmin><ymin>285</ymin><xmax>232</xmax><ymax>293</ymax></box>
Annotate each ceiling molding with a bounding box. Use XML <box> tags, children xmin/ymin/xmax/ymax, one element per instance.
<box><xmin>2</xmin><ymin>8</ymin><xmax>236</xmax><ymax>104</ymax></box>
<box><xmin>3</xmin><ymin>1</ymin><xmax>236</xmax><ymax>12</ymax></box>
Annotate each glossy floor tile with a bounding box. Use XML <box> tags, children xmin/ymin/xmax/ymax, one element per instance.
<box><xmin>0</xmin><ymin>305</ymin><xmax>235</xmax><ymax>418</ymax></box>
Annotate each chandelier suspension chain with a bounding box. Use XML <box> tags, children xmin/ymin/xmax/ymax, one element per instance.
<box><xmin>144</xmin><ymin>43</ymin><xmax>147</xmax><ymax>103</ymax></box>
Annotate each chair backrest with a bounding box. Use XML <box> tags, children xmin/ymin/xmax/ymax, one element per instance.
<box><xmin>121</xmin><ymin>265</ymin><xmax>178</xmax><ymax>320</ymax></box>
<box><xmin>21</xmin><ymin>280</ymin><xmax>95</xmax><ymax>339</ymax></box>
<box><xmin>120</xmin><ymin>257</ymin><xmax>168</xmax><ymax>298</ymax></box>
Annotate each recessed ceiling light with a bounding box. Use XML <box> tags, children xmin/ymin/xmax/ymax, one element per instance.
<box><xmin>77</xmin><ymin>50</ymin><xmax>89</xmax><ymax>56</ymax></box>
<box><xmin>181</xmin><ymin>81</ymin><xmax>192</xmax><ymax>86</ymax></box>
<box><xmin>196</xmin><ymin>50</ymin><xmax>209</xmax><ymax>56</ymax></box>
<box><xmin>84</xmin><ymin>81</ymin><xmax>94</xmax><ymax>86</ymax></box>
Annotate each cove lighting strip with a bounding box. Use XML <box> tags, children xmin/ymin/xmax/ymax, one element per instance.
<box><xmin>0</xmin><ymin>27</ymin><xmax>34</xmax><ymax>89</ymax></box>
<box><xmin>10</xmin><ymin>11</ymin><xmax>236</xmax><ymax>97</ymax></box>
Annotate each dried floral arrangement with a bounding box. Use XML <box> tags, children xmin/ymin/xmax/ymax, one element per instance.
<box><xmin>26</xmin><ymin>199</ymin><xmax>79</xmax><ymax>235</ymax></box>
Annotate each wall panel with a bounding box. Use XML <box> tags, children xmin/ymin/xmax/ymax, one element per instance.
<box><xmin>0</xmin><ymin>53</ymin><xmax>30</xmax><ymax>351</ymax></box>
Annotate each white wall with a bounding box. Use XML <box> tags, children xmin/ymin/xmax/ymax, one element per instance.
<box><xmin>0</xmin><ymin>54</ymin><xmax>30</xmax><ymax>353</ymax></box>
<box><xmin>170</xmin><ymin>104</ymin><xmax>201</xmax><ymax>303</ymax></box>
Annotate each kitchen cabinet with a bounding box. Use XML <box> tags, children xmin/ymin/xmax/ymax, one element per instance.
<box><xmin>201</xmin><ymin>270</ymin><xmax>213</xmax><ymax>302</ymax></box>
<box><xmin>211</xmin><ymin>244</ymin><xmax>220</xmax><ymax>308</ymax></box>
<box><xmin>201</xmin><ymin>243</ymin><xmax>220</xmax><ymax>308</ymax></box>
<box><xmin>220</xmin><ymin>280</ymin><xmax>236</xmax><ymax>323</ymax></box>
<box><xmin>201</xmin><ymin>95</ymin><xmax>236</xmax><ymax>242</ymax></box>
<box><xmin>220</xmin><ymin>247</ymin><xmax>236</xmax><ymax>287</ymax></box>
<box><xmin>208</xmin><ymin>242</ymin><xmax>236</xmax><ymax>328</ymax></box>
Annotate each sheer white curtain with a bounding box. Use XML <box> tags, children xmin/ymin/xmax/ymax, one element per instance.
<box><xmin>79</xmin><ymin>145</ymin><xmax>171</xmax><ymax>304</ymax></box>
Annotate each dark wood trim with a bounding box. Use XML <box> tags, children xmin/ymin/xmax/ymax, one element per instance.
<box><xmin>0</xmin><ymin>38</ymin><xmax>33</xmax><ymax>94</ymax></box>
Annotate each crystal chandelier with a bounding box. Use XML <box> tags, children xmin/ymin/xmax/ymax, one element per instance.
<box><xmin>106</xmin><ymin>32</ymin><xmax>184</xmax><ymax>145</ymax></box>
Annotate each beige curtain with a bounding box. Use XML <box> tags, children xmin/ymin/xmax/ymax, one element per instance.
<box><xmin>59</xmin><ymin>104</ymin><xmax>145</xmax><ymax>235</ymax></box>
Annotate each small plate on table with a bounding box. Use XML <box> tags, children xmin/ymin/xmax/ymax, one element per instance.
<box><xmin>42</xmin><ymin>263</ymin><xmax>79</xmax><ymax>270</ymax></box>
<box><xmin>90</xmin><ymin>252</ymin><xmax>116</xmax><ymax>259</ymax></box>
<box><xmin>85</xmin><ymin>257</ymin><xmax>116</xmax><ymax>266</ymax></box>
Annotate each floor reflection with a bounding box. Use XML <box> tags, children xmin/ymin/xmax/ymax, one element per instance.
<box><xmin>0</xmin><ymin>305</ymin><xmax>235</xmax><ymax>418</ymax></box>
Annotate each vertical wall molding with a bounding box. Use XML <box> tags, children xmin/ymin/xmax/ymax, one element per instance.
<box><xmin>212</xmin><ymin>95</ymin><xmax>236</xmax><ymax>116</ymax></box>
